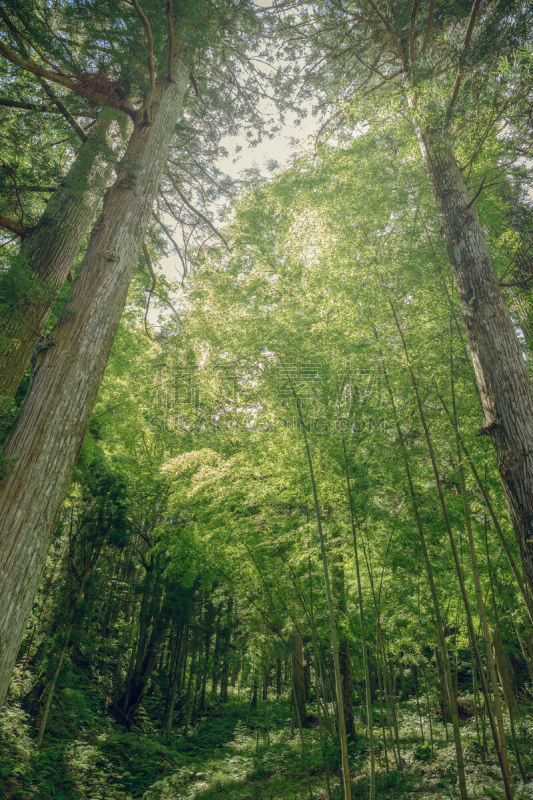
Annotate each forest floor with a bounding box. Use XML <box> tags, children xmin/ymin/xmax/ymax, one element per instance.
<box><xmin>1</xmin><ymin>693</ymin><xmax>532</xmax><ymax>800</ymax></box>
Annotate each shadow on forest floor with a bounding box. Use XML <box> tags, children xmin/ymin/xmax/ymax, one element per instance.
<box><xmin>1</xmin><ymin>695</ymin><xmax>532</xmax><ymax>799</ymax></box>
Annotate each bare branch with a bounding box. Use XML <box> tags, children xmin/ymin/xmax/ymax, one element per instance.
<box><xmin>165</xmin><ymin>172</ymin><xmax>230</xmax><ymax>251</ymax></box>
<box><xmin>142</xmin><ymin>240</ymin><xmax>156</xmax><ymax>339</ymax></box>
<box><xmin>365</xmin><ymin>0</ymin><xmax>406</xmax><ymax>66</ymax></box>
<box><xmin>465</xmin><ymin>177</ymin><xmax>486</xmax><ymax>209</ymax></box>
<box><xmin>448</xmin><ymin>0</ymin><xmax>482</xmax><ymax>113</ymax></box>
<box><xmin>409</xmin><ymin>0</ymin><xmax>421</xmax><ymax>69</ymax></box>
<box><xmin>130</xmin><ymin>0</ymin><xmax>156</xmax><ymax>113</ymax></box>
<box><xmin>421</xmin><ymin>0</ymin><xmax>436</xmax><ymax>55</ymax></box>
<box><xmin>166</xmin><ymin>0</ymin><xmax>174</xmax><ymax>82</ymax></box>
<box><xmin>39</xmin><ymin>80</ymin><xmax>87</xmax><ymax>141</ymax></box>
<box><xmin>0</xmin><ymin>96</ymin><xmax>96</xmax><ymax>118</ymax></box>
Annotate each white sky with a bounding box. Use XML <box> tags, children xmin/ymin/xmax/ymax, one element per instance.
<box><xmin>155</xmin><ymin>105</ymin><xmax>320</xmax><ymax>289</ymax></box>
<box><xmin>218</xmin><ymin>106</ymin><xmax>319</xmax><ymax>176</ymax></box>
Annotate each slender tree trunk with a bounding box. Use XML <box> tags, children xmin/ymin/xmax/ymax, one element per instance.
<box><xmin>199</xmin><ymin>600</ymin><xmax>214</xmax><ymax>713</ymax></box>
<box><xmin>276</xmin><ymin>657</ymin><xmax>282</xmax><ymax>698</ymax></box>
<box><xmin>343</xmin><ymin>440</ymin><xmax>374</xmax><ymax>799</ymax></box>
<box><xmin>164</xmin><ymin>621</ymin><xmax>185</xmax><ymax>737</ymax></box>
<box><xmin>361</xmin><ymin>532</ymin><xmax>401</xmax><ymax>770</ymax></box>
<box><xmin>36</xmin><ymin>622</ymin><xmax>72</xmax><ymax>746</ymax></box>
<box><xmin>415</xmin><ymin>124</ymin><xmax>533</xmax><ymax>591</ymax></box>
<box><xmin>0</xmin><ymin>71</ymin><xmax>188</xmax><ymax>706</ymax></box>
<box><xmin>292</xmin><ymin>626</ymin><xmax>308</xmax><ymax>727</ymax></box>
<box><xmin>390</xmin><ymin>300</ymin><xmax>513</xmax><ymax>800</ymax></box>
<box><xmin>184</xmin><ymin>634</ymin><xmax>198</xmax><ymax>728</ymax></box>
<box><xmin>437</xmin><ymin>393</ymin><xmax>533</xmax><ymax>625</ymax></box>
<box><xmin>376</xmin><ymin>336</ymin><xmax>467</xmax><ymax>798</ymax></box>
<box><xmin>449</xmin><ymin>332</ymin><xmax>512</xmax><ymax>777</ymax></box>
<box><xmin>283</xmin><ymin>361</ymin><xmax>352</xmax><ymax>800</ymax></box>
<box><xmin>332</xmin><ymin>529</ymin><xmax>356</xmax><ymax>742</ymax></box>
<box><xmin>0</xmin><ymin>118</ymin><xmax>114</xmax><ymax>400</ymax></box>
<box><xmin>113</xmin><ymin>609</ymin><xmax>171</xmax><ymax>727</ymax></box>
<box><xmin>219</xmin><ymin>596</ymin><xmax>233</xmax><ymax>703</ymax></box>
<box><xmin>210</xmin><ymin>620</ymin><xmax>222</xmax><ymax>702</ymax></box>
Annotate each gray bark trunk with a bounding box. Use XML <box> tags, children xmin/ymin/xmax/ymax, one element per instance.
<box><xmin>417</xmin><ymin>126</ymin><xmax>533</xmax><ymax>591</ymax></box>
<box><xmin>0</xmin><ymin>71</ymin><xmax>188</xmax><ymax>705</ymax></box>
<box><xmin>0</xmin><ymin>118</ymin><xmax>114</xmax><ymax>400</ymax></box>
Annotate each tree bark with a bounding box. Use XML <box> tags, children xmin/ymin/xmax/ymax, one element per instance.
<box><xmin>415</xmin><ymin>125</ymin><xmax>533</xmax><ymax>591</ymax></box>
<box><xmin>0</xmin><ymin>70</ymin><xmax>188</xmax><ymax>706</ymax></box>
<box><xmin>163</xmin><ymin>621</ymin><xmax>186</xmax><ymax>737</ymax></box>
<box><xmin>292</xmin><ymin>626</ymin><xmax>308</xmax><ymax>727</ymax></box>
<box><xmin>112</xmin><ymin>611</ymin><xmax>171</xmax><ymax>727</ymax></box>
<box><xmin>0</xmin><ymin>118</ymin><xmax>114</xmax><ymax>401</ymax></box>
<box><xmin>219</xmin><ymin>596</ymin><xmax>233</xmax><ymax>703</ymax></box>
<box><xmin>332</xmin><ymin>544</ymin><xmax>356</xmax><ymax>742</ymax></box>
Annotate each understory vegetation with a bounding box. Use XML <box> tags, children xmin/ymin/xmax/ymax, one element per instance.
<box><xmin>2</xmin><ymin>692</ymin><xmax>532</xmax><ymax>800</ymax></box>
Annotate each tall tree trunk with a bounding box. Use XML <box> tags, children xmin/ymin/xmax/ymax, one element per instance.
<box><xmin>0</xmin><ymin>71</ymin><xmax>188</xmax><ymax>706</ymax></box>
<box><xmin>415</xmin><ymin>124</ymin><xmax>533</xmax><ymax>591</ymax></box>
<box><xmin>219</xmin><ymin>596</ymin><xmax>233</xmax><ymax>703</ymax></box>
<box><xmin>284</xmin><ymin>362</ymin><xmax>352</xmax><ymax>800</ymax></box>
<box><xmin>0</xmin><ymin>118</ymin><xmax>113</xmax><ymax>401</ymax></box>
<box><xmin>390</xmin><ymin>300</ymin><xmax>513</xmax><ymax>800</ymax></box>
<box><xmin>36</xmin><ymin>622</ymin><xmax>73</xmax><ymax>746</ymax></box>
<box><xmin>450</xmin><ymin>338</ymin><xmax>511</xmax><ymax>779</ymax></box>
<box><xmin>199</xmin><ymin>600</ymin><xmax>214</xmax><ymax>713</ymax></box>
<box><xmin>332</xmin><ymin>529</ymin><xmax>356</xmax><ymax>742</ymax></box>
<box><xmin>112</xmin><ymin>610</ymin><xmax>171</xmax><ymax>727</ymax></box>
<box><xmin>163</xmin><ymin>621</ymin><xmax>185</xmax><ymax>737</ymax></box>
<box><xmin>343</xmin><ymin>440</ymin><xmax>374</xmax><ymax>798</ymax></box>
<box><xmin>292</xmin><ymin>626</ymin><xmax>307</xmax><ymax>727</ymax></box>
<box><xmin>376</xmin><ymin>332</ymin><xmax>466</xmax><ymax>797</ymax></box>
<box><xmin>275</xmin><ymin>656</ymin><xmax>282</xmax><ymax>697</ymax></box>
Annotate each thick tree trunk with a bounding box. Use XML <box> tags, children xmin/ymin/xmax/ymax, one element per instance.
<box><xmin>416</xmin><ymin>126</ymin><xmax>533</xmax><ymax>591</ymax></box>
<box><xmin>0</xmin><ymin>119</ymin><xmax>114</xmax><ymax>401</ymax></box>
<box><xmin>0</xmin><ymin>71</ymin><xmax>188</xmax><ymax>706</ymax></box>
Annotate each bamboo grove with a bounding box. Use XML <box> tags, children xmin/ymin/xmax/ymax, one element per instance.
<box><xmin>0</xmin><ymin>2</ymin><xmax>532</xmax><ymax>799</ymax></box>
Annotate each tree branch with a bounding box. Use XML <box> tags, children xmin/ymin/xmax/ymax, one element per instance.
<box><xmin>0</xmin><ymin>213</ymin><xmax>26</xmax><ymax>237</ymax></box>
<box><xmin>142</xmin><ymin>240</ymin><xmax>157</xmax><ymax>339</ymax></box>
<box><xmin>465</xmin><ymin>177</ymin><xmax>485</xmax><ymax>209</ymax></box>
<box><xmin>0</xmin><ymin>39</ymin><xmax>136</xmax><ymax>117</ymax></box>
<box><xmin>448</xmin><ymin>0</ymin><xmax>482</xmax><ymax>113</ymax></box>
<box><xmin>0</xmin><ymin>96</ymin><xmax>96</xmax><ymax>117</ymax></box>
<box><xmin>409</xmin><ymin>0</ymin><xmax>421</xmax><ymax>69</ymax></box>
<box><xmin>165</xmin><ymin>172</ymin><xmax>230</xmax><ymax>251</ymax></box>
<box><xmin>130</xmin><ymin>0</ymin><xmax>156</xmax><ymax>114</ymax></box>
<box><xmin>421</xmin><ymin>0</ymin><xmax>436</xmax><ymax>55</ymax></box>
<box><xmin>166</xmin><ymin>0</ymin><xmax>174</xmax><ymax>82</ymax></box>
<box><xmin>0</xmin><ymin>97</ymin><xmax>49</xmax><ymax>112</ymax></box>
<box><xmin>365</xmin><ymin>0</ymin><xmax>406</xmax><ymax>66</ymax></box>
<box><xmin>39</xmin><ymin>80</ymin><xmax>87</xmax><ymax>141</ymax></box>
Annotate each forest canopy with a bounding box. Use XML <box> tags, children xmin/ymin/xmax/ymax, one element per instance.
<box><xmin>0</xmin><ymin>2</ymin><xmax>532</xmax><ymax>799</ymax></box>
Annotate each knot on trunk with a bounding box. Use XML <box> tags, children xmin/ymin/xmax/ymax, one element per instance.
<box><xmin>476</xmin><ymin>418</ymin><xmax>501</xmax><ymax>436</ymax></box>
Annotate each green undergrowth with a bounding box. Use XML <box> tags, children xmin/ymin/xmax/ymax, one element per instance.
<box><xmin>1</xmin><ymin>694</ymin><xmax>532</xmax><ymax>799</ymax></box>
